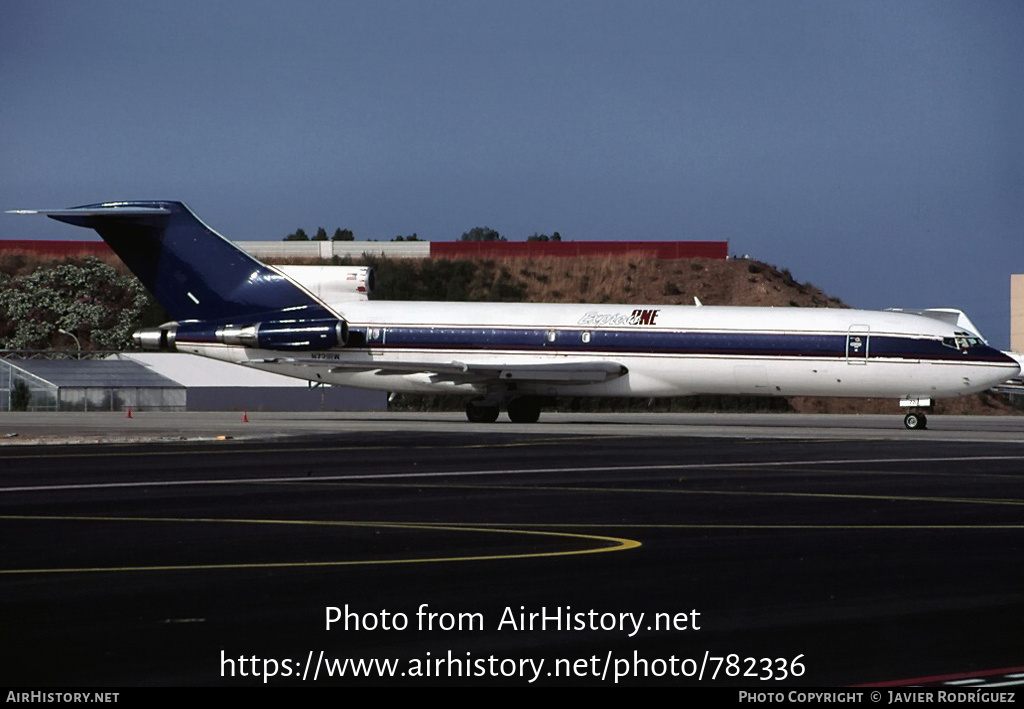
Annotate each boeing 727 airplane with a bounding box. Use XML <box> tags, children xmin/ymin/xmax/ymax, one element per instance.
<box><xmin>11</xmin><ymin>201</ymin><xmax>1019</xmax><ymax>428</ymax></box>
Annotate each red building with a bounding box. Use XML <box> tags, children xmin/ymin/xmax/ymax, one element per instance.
<box><xmin>431</xmin><ymin>240</ymin><xmax>727</xmax><ymax>259</ymax></box>
<box><xmin>0</xmin><ymin>240</ymin><xmax>113</xmax><ymax>259</ymax></box>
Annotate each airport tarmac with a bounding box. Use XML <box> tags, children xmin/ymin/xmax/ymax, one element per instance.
<box><xmin>3</xmin><ymin>410</ymin><xmax>1024</xmax><ymax>444</ymax></box>
<box><xmin>2</xmin><ymin>414</ymin><xmax>1023</xmax><ymax>686</ymax></box>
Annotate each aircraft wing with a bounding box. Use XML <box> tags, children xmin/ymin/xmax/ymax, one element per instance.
<box><xmin>991</xmin><ymin>381</ymin><xmax>1024</xmax><ymax>394</ymax></box>
<box><xmin>247</xmin><ymin>357</ymin><xmax>627</xmax><ymax>384</ymax></box>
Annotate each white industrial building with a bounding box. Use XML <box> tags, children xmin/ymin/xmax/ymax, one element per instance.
<box><xmin>114</xmin><ymin>353</ymin><xmax>385</xmax><ymax>411</ymax></box>
<box><xmin>1</xmin><ymin>353</ymin><xmax>385</xmax><ymax>412</ymax></box>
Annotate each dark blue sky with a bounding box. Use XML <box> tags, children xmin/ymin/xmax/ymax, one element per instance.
<box><xmin>3</xmin><ymin>1</ymin><xmax>1022</xmax><ymax>344</ymax></box>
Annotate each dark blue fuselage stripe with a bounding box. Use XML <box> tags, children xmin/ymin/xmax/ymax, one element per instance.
<box><xmin>338</xmin><ymin>327</ymin><xmax>1012</xmax><ymax>365</ymax></box>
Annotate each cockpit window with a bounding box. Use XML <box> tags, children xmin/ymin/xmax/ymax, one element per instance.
<box><xmin>942</xmin><ymin>336</ymin><xmax>983</xmax><ymax>350</ymax></box>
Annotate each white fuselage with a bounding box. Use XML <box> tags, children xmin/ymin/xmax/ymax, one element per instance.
<box><xmin>174</xmin><ymin>301</ymin><xmax>1020</xmax><ymax>401</ymax></box>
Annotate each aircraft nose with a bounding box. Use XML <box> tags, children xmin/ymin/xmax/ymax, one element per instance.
<box><xmin>969</xmin><ymin>348</ymin><xmax>1023</xmax><ymax>393</ymax></box>
<box><xmin>997</xmin><ymin>349</ymin><xmax>1024</xmax><ymax>378</ymax></box>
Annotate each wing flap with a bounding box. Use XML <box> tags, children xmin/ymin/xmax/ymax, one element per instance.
<box><xmin>247</xmin><ymin>357</ymin><xmax>627</xmax><ymax>384</ymax></box>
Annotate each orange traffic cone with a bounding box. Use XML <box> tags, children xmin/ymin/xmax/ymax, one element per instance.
<box><xmin>242</xmin><ymin>411</ymin><xmax>249</xmax><ymax>423</ymax></box>
<box><xmin>126</xmin><ymin>407</ymin><xmax>132</xmax><ymax>419</ymax></box>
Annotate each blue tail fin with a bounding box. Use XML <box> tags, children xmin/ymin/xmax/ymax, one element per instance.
<box><xmin>19</xmin><ymin>201</ymin><xmax>328</xmax><ymax>322</ymax></box>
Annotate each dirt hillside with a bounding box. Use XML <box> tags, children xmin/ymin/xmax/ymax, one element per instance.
<box><xmin>504</xmin><ymin>256</ymin><xmax>843</xmax><ymax>308</ymax></box>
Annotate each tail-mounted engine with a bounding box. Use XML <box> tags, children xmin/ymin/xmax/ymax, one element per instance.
<box><xmin>274</xmin><ymin>266</ymin><xmax>374</xmax><ymax>302</ymax></box>
<box><xmin>133</xmin><ymin>317</ymin><xmax>348</xmax><ymax>352</ymax></box>
<box><xmin>133</xmin><ymin>324</ymin><xmax>177</xmax><ymax>351</ymax></box>
<box><xmin>216</xmin><ymin>318</ymin><xmax>348</xmax><ymax>350</ymax></box>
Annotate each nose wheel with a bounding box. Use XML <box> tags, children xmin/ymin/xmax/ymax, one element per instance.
<box><xmin>903</xmin><ymin>412</ymin><xmax>927</xmax><ymax>430</ymax></box>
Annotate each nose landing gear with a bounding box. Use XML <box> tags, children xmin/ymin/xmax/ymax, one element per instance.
<box><xmin>900</xmin><ymin>398</ymin><xmax>931</xmax><ymax>430</ymax></box>
<box><xmin>903</xmin><ymin>412</ymin><xmax>927</xmax><ymax>430</ymax></box>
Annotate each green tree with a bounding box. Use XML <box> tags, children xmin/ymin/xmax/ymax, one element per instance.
<box><xmin>10</xmin><ymin>380</ymin><xmax>30</xmax><ymax>411</ymax></box>
<box><xmin>460</xmin><ymin>226</ymin><xmax>505</xmax><ymax>242</ymax></box>
<box><xmin>284</xmin><ymin>228</ymin><xmax>310</xmax><ymax>241</ymax></box>
<box><xmin>0</xmin><ymin>257</ymin><xmax>149</xmax><ymax>350</ymax></box>
<box><xmin>332</xmin><ymin>228</ymin><xmax>354</xmax><ymax>241</ymax></box>
<box><xmin>526</xmin><ymin>231</ymin><xmax>562</xmax><ymax>242</ymax></box>
<box><xmin>313</xmin><ymin>227</ymin><xmax>328</xmax><ymax>241</ymax></box>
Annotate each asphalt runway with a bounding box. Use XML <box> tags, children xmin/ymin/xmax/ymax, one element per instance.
<box><xmin>2</xmin><ymin>413</ymin><xmax>1024</xmax><ymax>686</ymax></box>
<box><xmin>5</xmin><ymin>410</ymin><xmax>1024</xmax><ymax>443</ymax></box>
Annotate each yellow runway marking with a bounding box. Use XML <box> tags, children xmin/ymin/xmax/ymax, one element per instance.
<box><xmin>0</xmin><ymin>514</ymin><xmax>640</xmax><ymax>575</ymax></box>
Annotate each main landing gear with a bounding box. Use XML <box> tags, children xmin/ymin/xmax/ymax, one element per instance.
<box><xmin>465</xmin><ymin>397</ymin><xmax>543</xmax><ymax>424</ymax></box>
<box><xmin>465</xmin><ymin>400</ymin><xmax>499</xmax><ymax>423</ymax></box>
<box><xmin>506</xmin><ymin>397</ymin><xmax>542</xmax><ymax>424</ymax></box>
